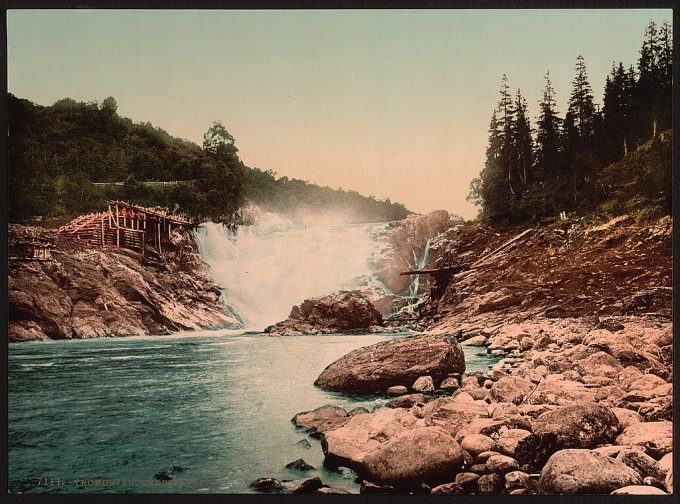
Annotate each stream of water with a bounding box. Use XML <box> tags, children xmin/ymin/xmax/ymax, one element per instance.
<box><xmin>9</xmin><ymin>212</ymin><xmax>501</xmax><ymax>494</ymax></box>
<box><xmin>8</xmin><ymin>331</ymin><xmax>500</xmax><ymax>494</ymax></box>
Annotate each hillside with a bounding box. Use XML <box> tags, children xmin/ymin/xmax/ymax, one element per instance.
<box><xmin>596</xmin><ymin>130</ymin><xmax>672</xmax><ymax>220</ymax></box>
<box><xmin>278</xmin><ymin>134</ymin><xmax>672</xmax><ymax>496</ymax></box>
<box><xmin>419</xmin><ymin>132</ymin><xmax>672</xmax><ymax>330</ymax></box>
<box><xmin>8</xmin><ymin>94</ymin><xmax>410</xmax><ymax>226</ymax></box>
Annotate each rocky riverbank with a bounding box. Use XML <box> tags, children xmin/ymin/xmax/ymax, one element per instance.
<box><xmin>8</xmin><ymin>224</ymin><xmax>238</xmax><ymax>341</ymax></box>
<box><xmin>252</xmin><ymin>212</ymin><xmax>672</xmax><ymax>495</ymax></box>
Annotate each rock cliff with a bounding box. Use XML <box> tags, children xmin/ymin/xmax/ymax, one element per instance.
<box><xmin>9</xmin><ymin>224</ymin><xmax>238</xmax><ymax>341</ymax></box>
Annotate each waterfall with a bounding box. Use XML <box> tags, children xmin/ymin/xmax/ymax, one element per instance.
<box><xmin>194</xmin><ymin>209</ymin><xmax>386</xmax><ymax>332</ymax></box>
<box><xmin>408</xmin><ymin>238</ymin><xmax>431</xmax><ymax>299</ymax></box>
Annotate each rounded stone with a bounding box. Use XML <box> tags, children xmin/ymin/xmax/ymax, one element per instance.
<box><xmin>539</xmin><ymin>449</ymin><xmax>642</xmax><ymax>494</ymax></box>
<box><xmin>461</xmin><ymin>434</ymin><xmax>498</xmax><ymax>457</ymax></box>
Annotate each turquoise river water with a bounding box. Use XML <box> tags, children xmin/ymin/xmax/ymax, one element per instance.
<box><xmin>9</xmin><ymin>330</ymin><xmax>501</xmax><ymax>494</ymax></box>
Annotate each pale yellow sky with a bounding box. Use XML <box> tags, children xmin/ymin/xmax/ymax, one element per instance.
<box><xmin>8</xmin><ymin>9</ymin><xmax>671</xmax><ymax>219</ymax></box>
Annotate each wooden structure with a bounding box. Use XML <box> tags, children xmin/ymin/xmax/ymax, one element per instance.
<box><xmin>57</xmin><ymin>201</ymin><xmax>195</xmax><ymax>255</ymax></box>
<box><xmin>9</xmin><ymin>235</ymin><xmax>54</xmax><ymax>261</ymax></box>
<box><xmin>399</xmin><ymin>265</ymin><xmax>466</xmax><ymax>276</ymax></box>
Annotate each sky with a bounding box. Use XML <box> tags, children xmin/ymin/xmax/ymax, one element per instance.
<box><xmin>7</xmin><ymin>9</ymin><xmax>671</xmax><ymax>219</ymax></box>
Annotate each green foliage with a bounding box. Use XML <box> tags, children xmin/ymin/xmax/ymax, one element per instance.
<box><xmin>242</xmin><ymin>166</ymin><xmax>409</xmax><ymax>223</ymax></box>
<box><xmin>8</xmin><ymin>95</ymin><xmax>410</xmax><ymax>225</ymax></box>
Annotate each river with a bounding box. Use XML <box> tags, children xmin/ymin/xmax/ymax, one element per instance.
<box><xmin>9</xmin><ymin>330</ymin><xmax>501</xmax><ymax>494</ymax></box>
<box><xmin>10</xmin><ymin>212</ymin><xmax>501</xmax><ymax>494</ymax></box>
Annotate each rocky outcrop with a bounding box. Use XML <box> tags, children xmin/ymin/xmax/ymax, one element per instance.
<box><xmin>370</xmin><ymin>210</ymin><xmax>457</xmax><ymax>295</ymax></box>
<box><xmin>265</xmin><ymin>291</ymin><xmax>383</xmax><ymax>335</ymax></box>
<box><xmin>9</xmin><ymin>224</ymin><xmax>237</xmax><ymax>341</ymax></box>
<box><xmin>314</xmin><ymin>333</ymin><xmax>465</xmax><ymax>394</ymax></box>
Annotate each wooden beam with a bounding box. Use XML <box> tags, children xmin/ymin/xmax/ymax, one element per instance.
<box><xmin>116</xmin><ymin>205</ymin><xmax>120</xmax><ymax>247</ymax></box>
<box><xmin>157</xmin><ymin>221</ymin><xmax>162</xmax><ymax>254</ymax></box>
<box><xmin>399</xmin><ymin>265</ymin><xmax>465</xmax><ymax>276</ymax></box>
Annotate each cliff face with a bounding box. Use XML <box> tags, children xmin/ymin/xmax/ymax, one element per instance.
<box><xmin>370</xmin><ymin>210</ymin><xmax>460</xmax><ymax>295</ymax></box>
<box><xmin>420</xmin><ymin>213</ymin><xmax>671</xmax><ymax>334</ymax></box>
<box><xmin>9</xmin><ymin>224</ymin><xmax>238</xmax><ymax>342</ymax></box>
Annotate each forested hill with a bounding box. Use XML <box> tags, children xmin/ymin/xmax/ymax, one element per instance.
<box><xmin>8</xmin><ymin>94</ymin><xmax>410</xmax><ymax>226</ymax></box>
<box><xmin>469</xmin><ymin>19</ymin><xmax>672</xmax><ymax>226</ymax></box>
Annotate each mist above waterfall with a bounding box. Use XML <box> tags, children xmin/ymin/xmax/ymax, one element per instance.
<box><xmin>194</xmin><ymin>208</ymin><xmax>387</xmax><ymax>331</ymax></box>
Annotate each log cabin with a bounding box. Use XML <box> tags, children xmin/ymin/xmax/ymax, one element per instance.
<box><xmin>56</xmin><ymin>201</ymin><xmax>196</xmax><ymax>255</ymax></box>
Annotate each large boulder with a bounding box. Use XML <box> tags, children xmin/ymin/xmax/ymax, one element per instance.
<box><xmin>611</xmin><ymin>486</ymin><xmax>668</xmax><ymax>495</ymax></box>
<box><xmin>615</xmin><ymin>421</ymin><xmax>673</xmax><ymax>459</ymax></box>
<box><xmin>573</xmin><ymin>351</ymin><xmax>623</xmax><ymax>377</ymax></box>
<box><xmin>539</xmin><ymin>449</ymin><xmax>642</xmax><ymax>494</ymax></box>
<box><xmin>485</xmin><ymin>454</ymin><xmax>520</xmax><ymax>474</ymax></box>
<box><xmin>412</xmin><ymin>376</ymin><xmax>435</xmax><ymax>392</ymax></box>
<box><xmin>495</xmin><ymin>429</ymin><xmax>532</xmax><ymax>457</ymax></box>
<box><xmin>292</xmin><ymin>405</ymin><xmax>349</xmax><ymax>435</ymax></box>
<box><xmin>515</xmin><ymin>432</ymin><xmax>560</xmax><ymax>469</ymax></box>
<box><xmin>461</xmin><ymin>434</ymin><xmax>498</xmax><ymax>457</ymax></box>
<box><xmin>611</xmin><ymin>407</ymin><xmax>644</xmax><ymax>429</ymax></box>
<box><xmin>489</xmin><ymin>376</ymin><xmax>534</xmax><ymax>405</ymax></box>
<box><xmin>266</xmin><ymin>291</ymin><xmax>382</xmax><ymax>335</ymax></box>
<box><xmin>616</xmin><ymin>448</ymin><xmax>666</xmax><ymax>482</ymax></box>
<box><xmin>359</xmin><ymin>426</ymin><xmax>466</xmax><ymax>489</ymax></box>
<box><xmin>416</xmin><ymin>394</ymin><xmax>488</xmax><ymax>437</ymax></box>
<box><xmin>315</xmin><ymin>333</ymin><xmax>465</xmax><ymax>394</ymax></box>
<box><xmin>531</xmin><ymin>404</ymin><xmax>620</xmax><ymax>449</ymax></box>
<box><xmin>321</xmin><ymin>407</ymin><xmax>425</xmax><ymax>469</ymax></box>
<box><xmin>527</xmin><ymin>379</ymin><xmax>595</xmax><ymax>406</ymax></box>
<box><xmin>385</xmin><ymin>393</ymin><xmax>429</xmax><ymax>409</ymax></box>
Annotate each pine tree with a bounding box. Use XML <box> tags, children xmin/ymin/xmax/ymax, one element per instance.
<box><xmin>535</xmin><ymin>71</ymin><xmax>561</xmax><ymax>183</ymax></box>
<box><xmin>475</xmin><ymin>76</ymin><xmax>519</xmax><ymax>222</ymax></box>
<box><xmin>486</xmin><ymin>109</ymin><xmax>502</xmax><ymax>164</ymax></box>
<box><xmin>475</xmin><ymin>108</ymin><xmax>510</xmax><ymax>221</ymax></box>
<box><xmin>603</xmin><ymin>62</ymin><xmax>634</xmax><ymax>162</ymax></box>
<box><xmin>625</xmin><ymin>65</ymin><xmax>638</xmax><ymax>152</ymax></box>
<box><xmin>657</xmin><ymin>20</ymin><xmax>672</xmax><ymax>131</ymax></box>
<box><xmin>567</xmin><ymin>55</ymin><xmax>596</xmax><ymax>141</ymax></box>
<box><xmin>634</xmin><ymin>20</ymin><xmax>662</xmax><ymax>140</ymax></box>
<box><xmin>513</xmin><ymin>89</ymin><xmax>533</xmax><ymax>187</ymax></box>
<box><xmin>497</xmin><ymin>74</ymin><xmax>518</xmax><ymax>196</ymax></box>
<box><xmin>563</xmin><ymin>55</ymin><xmax>600</xmax><ymax>209</ymax></box>
<box><xmin>561</xmin><ymin>110</ymin><xmax>580</xmax><ymax>205</ymax></box>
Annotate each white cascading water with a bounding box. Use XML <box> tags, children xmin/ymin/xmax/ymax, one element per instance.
<box><xmin>408</xmin><ymin>238</ymin><xmax>431</xmax><ymax>299</ymax></box>
<box><xmin>194</xmin><ymin>208</ymin><xmax>387</xmax><ymax>331</ymax></box>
